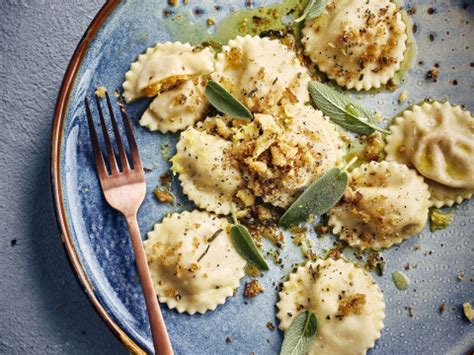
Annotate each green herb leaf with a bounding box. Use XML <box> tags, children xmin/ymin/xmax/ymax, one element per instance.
<box><xmin>230</xmin><ymin>224</ymin><xmax>269</xmax><ymax>271</ymax></box>
<box><xmin>207</xmin><ymin>228</ymin><xmax>223</xmax><ymax>243</ymax></box>
<box><xmin>392</xmin><ymin>271</ymin><xmax>410</xmax><ymax>290</ymax></box>
<box><xmin>280</xmin><ymin>311</ymin><xmax>318</xmax><ymax>355</ymax></box>
<box><xmin>294</xmin><ymin>0</ymin><xmax>328</xmax><ymax>23</ymax></box>
<box><xmin>197</xmin><ymin>228</ymin><xmax>224</xmax><ymax>262</ymax></box>
<box><xmin>308</xmin><ymin>81</ymin><xmax>390</xmax><ymax>135</ymax></box>
<box><xmin>279</xmin><ymin>168</ymin><xmax>348</xmax><ymax>228</ymax></box>
<box><xmin>197</xmin><ymin>245</ymin><xmax>210</xmax><ymax>262</ymax></box>
<box><xmin>205</xmin><ymin>80</ymin><xmax>253</xmax><ymax>120</ymax></box>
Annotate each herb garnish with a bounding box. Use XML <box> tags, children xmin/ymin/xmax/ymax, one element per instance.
<box><xmin>197</xmin><ymin>245</ymin><xmax>211</xmax><ymax>263</ymax></box>
<box><xmin>204</xmin><ymin>80</ymin><xmax>253</xmax><ymax>120</ymax></box>
<box><xmin>294</xmin><ymin>0</ymin><xmax>329</xmax><ymax>23</ymax></box>
<box><xmin>308</xmin><ymin>81</ymin><xmax>390</xmax><ymax>135</ymax></box>
<box><xmin>280</xmin><ymin>310</ymin><xmax>318</xmax><ymax>355</ymax></box>
<box><xmin>197</xmin><ymin>228</ymin><xmax>223</xmax><ymax>262</ymax></box>
<box><xmin>230</xmin><ymin>206</ymin><xmax>269</xmax><ymax>271</ymax></box>
<box><xmin>392</xmin><ymin>271</ymin><xmax>410</xmax><ymax>290</ymax></box>
<box><xmin>208</xmin><ymin>228</ymin><xmax>223</xmax><ymax>243</ymax></box>
<box><xmin>279</xmin><ymin>157</ymin><xmax>357</xmax><ymax>228</ymax></box>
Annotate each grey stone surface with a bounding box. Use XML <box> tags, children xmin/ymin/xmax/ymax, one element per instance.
<box><xmin>0</xmin><ymin>1</ymin><xmax>126</xmax><ymax>353</ymax></box>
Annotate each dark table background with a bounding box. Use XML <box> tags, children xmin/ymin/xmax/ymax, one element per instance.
<box><xmin>0</xmin><ymin>1</ymin><xmax>126</xmax><ymax>353</ymax></box>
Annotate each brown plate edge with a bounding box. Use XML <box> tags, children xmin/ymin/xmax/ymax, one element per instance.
<box><xmin>50</xmin><ymin>1</ymin><xmax>146</xmax><ymax>354</ymax></box>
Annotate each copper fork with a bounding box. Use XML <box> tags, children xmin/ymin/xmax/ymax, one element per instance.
<box><xmin>85</xmin><ymin>92</ymin><xmax>173</xmax><ymax>355</ymax></box>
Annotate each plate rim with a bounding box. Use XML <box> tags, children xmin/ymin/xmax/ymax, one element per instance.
<box><xmin>49</xmin><ymin>1</ymin><xmax>145</xmax><ymax>353</ymax></box>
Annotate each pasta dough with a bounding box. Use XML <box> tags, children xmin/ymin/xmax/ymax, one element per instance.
<box><xmin>385</xmin><ymin>101</ymin><xmax>474</xmax><ymax>207</ymax></box>
<box><xmin>123</xmin><ymin>42</ymin><xmax>214</xmax><ymax>102</ymax></box>
<box><xmin>302</xmin><ymin>0</ymin><xmax>407</xmax><ymax>90</ymax></box>
<box><xmin>212</xmin><ymin>35</ymin><xmax>310</xmax><ymax>114</ymax></box>
<box><xmin>172</xmin><ymin>127</ymin><xmax>243</xmax><ymax>215</ymax></box>
<box><xmin>277</xmin><ymin>258</ymin><xmax>385</xmax><ymax>354</ymax></box>
<box><xmin>329</xmin><ymin>161</ymin><xmax>431</xmax><ymax>249</ymax></box>
<box><xmin>231</xmin><ymin>105</ymin><xmax>345</xmax><ymax>208</ymax></box>
<box><xmin>139</xmin><ymin>78</ymin><xmax>208</xmax><ymax>133</ymax></box>
<box><xmin>144</xmin><ymin>210</ymin><xmax>246</xmax><ymax>314</ymax></box>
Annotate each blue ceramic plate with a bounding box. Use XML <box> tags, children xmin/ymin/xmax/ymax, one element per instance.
<box><xmin>51</xmin><ymin>0</ymin><xmax>474</xmax><ymax>353</ymax></box>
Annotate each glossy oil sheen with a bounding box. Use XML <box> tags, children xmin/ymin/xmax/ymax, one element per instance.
<box><xmin>59</xmin><ymin>0</ymin><xmax>473</xmax><ymax>353</ymax></box>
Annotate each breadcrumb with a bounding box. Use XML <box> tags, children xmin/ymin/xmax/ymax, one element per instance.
<box><xmin>95</xmin><ymin>86</ymin><xmax>107</xmax><ymax>97</ymax></box>
<box><xmin>463</xmin><ymin>302</ymin><xmax>473</xmax><ymax>321</ymax></box>
<box><xmin>153</xmin><ymin>188</ymin><xmax>174</xmax><ymax>204</ymax></box>
<box><xmin>338</xmin><ymin>293</ymin><xmax>366</xmax><ymax>315</ymax></box>
<box><xmin>399</xmin><ymin>89</ymin><xmax>408</xmax><ymax>103</ymax></box>
<box><xmin>256</xmin><ymin>205</ymin><xmax>272</xmax><ymax>221</ymax></box>
<box><xmin>207</xmin><ymin>17</ymin><xmax>216</xmax><ymax>26</ymax></box>
<box><xmin>266</xmin><ymin>322</ymin><xmax>275</xmax><ymax>331</ymax></box>
<box><xmin>430</xmin><ymin>209</ymin><xmax>452</xmax><ymax>232</ymax></box>
<box><xmin>236</xmin><ymin>188</ymin><xmax>255</xmax><ymax>207</ymax></box>
<box><xmin>244</xmin><ymin>279</ymin><xmax>264</xmax><ymax>298</ymax></box>
<box><xmin>426</xmin><ymin>68</ymin><xmax>439</xmax><ymax>80</ymax></box>
<box><xmin>374</xmin><ymin>111</ymin><xmax>383</xmax><ymax>122</ymax></box>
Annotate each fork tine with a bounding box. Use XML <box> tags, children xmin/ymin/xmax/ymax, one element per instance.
<box><xmin>95</xmin><ymin>95</ymin><xmax>119</xmax><ymax>175</ymax></box>
<box><xmin>105</xmin><ymin>91</ymin><xmax>130</xmax><ymax>172</ymax></box>
<box><xmin>117</xmin><ymin>94</ymin><xmax>143</xmax><ymax>172</ymax></box>
<box><xmin>85</xmin><ymin>98</ymin><xmax>108</xmax><ymax>179</ymax></box>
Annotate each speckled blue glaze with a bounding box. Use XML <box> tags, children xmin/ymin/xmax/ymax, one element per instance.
<box><xmin>59</xmin><ymin>0</ymin><xmax>473</xmax><ymax>353</ymax></box>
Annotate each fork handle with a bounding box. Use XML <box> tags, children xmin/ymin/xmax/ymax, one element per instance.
<box><xmin>126</xmin><ymin>216</ymin><xmax>174</xmax><ymax>355</ymax></box>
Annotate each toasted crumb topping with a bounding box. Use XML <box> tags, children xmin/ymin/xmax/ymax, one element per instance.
<box><xmin>154</xmin><ymin>188</ymin><xmax>175</xmax><ymax>204</ymax></box>
<box><xmin>207</xmin><ymin>17</ymin><xmax>216</xmax><ymax>26</ymax></box>
<box><xmin>338</xmin><ymin>293</ymin><xmax>367</xmax><ymax>316</ymax></box>
<box><xmin>230</xmin><ymin>110</ymin><xmax>342</xmax><ymax>208</ymax></box>
<box><xmin>463</xmin><ymin>302</ymin><xmax>473</xmax><ymax>321</ymax></box>
<box><xmin>266</xmin><ymin>321</ymin><xmax>275</xmax><ymax>331</ymax></box>
<box><xmin>95</xmin><ymin>86</ymin><xmax>107</xmax><ymax>97</ymax></box>
<box><xmin>244</xmin><ymin>279</ymin><xmax>264</xmax><ymax>298</ymax></box>
<box><xmin>399</xmin><ymin>89</ymin><xmax>408</xmax><ymax>103</ymax></box>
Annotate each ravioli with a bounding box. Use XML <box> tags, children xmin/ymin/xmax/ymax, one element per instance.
<box><xmin>329</xmin><ymin>161</ymin><xmax>431</xmax><ymax>249</ymax></box>
<box><xmin>277</xmin><ymin>258</ymin><xmax>385</xmax><ymax>355</ymax></box>
<box><xmin>231</xmin><ymin>105</ymin><xmax>345</xmax><ymax>208</ymax></box>
<box><xmin>302</xmin><ymin>0</ymin><xmax>407</xmax><ymax>90</ymax></box>
<box><xmin>144</xmin><ymin>210</ymin><xmax>246</xmax><ymax>314</ymax></box>
<box><xmin>140</xmin><ymin>78</ymin><xmax>208</xmax><ymax>133</ymax></box>
<box><xmin>385</xmin><ymin>101</ymin><xmax>474</xmax><ymax>207</ymax></box>
<box><xmin>123</xmin><ymin>42</ymin><xmax>214</xmax><ymax>102</ymax></box>
<box><xmin>172</xmin><ymin>127</ymin><xmax>243</xmax><ymax>215</ymax></box>
<box><xmin>212</xmin><ymin>35</ymin><xmax>310</xmax><ymax>114</ymax></box>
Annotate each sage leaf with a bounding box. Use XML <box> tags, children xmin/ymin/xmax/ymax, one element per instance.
<box><xmin>280</xmin><ymin>311</ymin><xmax>318</xmax><ymax>355</ymax></box>
<box><xmin>294</xmin><ymin>0</ymin><xmax>328</xmax><ymax>23</ymax></box>
<box><xmin>230</xmin><ymin>224</ymin><xmax>269</xmax><ymax>270</ymax></box>
<box><xmin>279</xmin><ymin>168</ymin><xmax>348</xmax><ymax>228</ymax></box>
<box><xmin>229</xmin><ymin>205</ymin><xmax>268</xmax><ymax>270</ymax></box>
<box><xmin>308</xmin><ymin>81</ymin><xmax>390</xmax><ymax>135</ymax></box>
<box><xmin>205</xmin><ymin>80</ymin><xmax>253</xmax><ymax>120</ymax></box>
